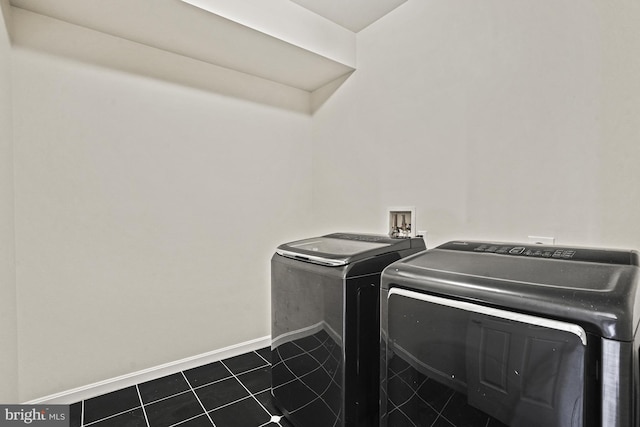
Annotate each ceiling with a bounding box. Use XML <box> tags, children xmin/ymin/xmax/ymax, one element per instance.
<box><xmin>289</xmin><ymin>0</ymin><xmax>407</xmax><ymax>33</ymax></box>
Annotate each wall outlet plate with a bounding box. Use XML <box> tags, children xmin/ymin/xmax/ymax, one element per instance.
<box><xmin>527</xmin><ymin>235</ymin><xmax>555</xmax><ymax>245</ymax></box>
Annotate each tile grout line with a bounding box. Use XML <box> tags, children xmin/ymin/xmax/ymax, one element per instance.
<box><xmin>142</xmin><ymin>388</ymin><xmax>191</xmax><ymax>407</ymax></box>
<box><xmin>248</xmin><ymin>350</ymin><xmax>296</xmax><ymax>426</ymax></box>
<box><xmin>168</xmin><ymin>413</ymin><xmax>211</xmax><ymax>427</ymax></box>
<box><xmin>191</xmin><ymin>374</ymin><xmax>234</xmax><ymax>390</ymax></box>
<box><xmin>135</xmin><ymin>385</ymin><xmax>151</xmax><ymax>427</ymax></box>
<box><xmin>82</xmin><ymin>405</ymin><xmax>142</xmax><ymax>426</ymax></box>
<box><xmin>132</xmin><ymin>370</ymin><xmax>241</xmax><ymax>410</ymax></box>
<box><xmin>220</xmin><ymin>356</ymin><xmax>274</xmax><ymax>421</ymax></box>
<box><xmin>233</xmin><ymin>362</ymin><xmax>270</xmax><ymax>378</ymax></box>
<box><xmin>205</xmin><ymin>394</ymin><xmax>256</xmax><ymax>413</ymax></box>
<box><xmin>254</xmin><ymin>348</ymin><xmax>270</xmax><ymax>365</ymax></box>
<box><xmin>180</xmin><ymin>371</ymin><xmax>217</xmax><ymax>427</ymax></box>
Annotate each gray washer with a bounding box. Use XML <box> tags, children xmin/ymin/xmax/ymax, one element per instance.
<box><xmin>271</xmin><ymin>233</ymin><xmax>426</xmax><ymax>427</ymax></box>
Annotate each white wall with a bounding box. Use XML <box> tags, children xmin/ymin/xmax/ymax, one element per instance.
<box><xmin>0</xmin><ymin>0</ymin><xmax>18</xmax><ymax>403</ymax></box>
<box><xmin>12</xmin><ymin>46</ymin><xmax>313</xmax><ymax>401</ymax></box>
<box><xmin>8</xmin><ymin>0</ymin><xmax>640</xmax><ymax>402</ymax></box>
<box><xmin>312</xmin><ymin>0</ymin><xmax>640</xmax><ymax>249</ymax></box>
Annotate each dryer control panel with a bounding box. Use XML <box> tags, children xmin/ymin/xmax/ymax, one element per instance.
<box><xmin>438</xmin><ymin>241</ymin><xmax>639</xmax><ymax>265</ymax></box>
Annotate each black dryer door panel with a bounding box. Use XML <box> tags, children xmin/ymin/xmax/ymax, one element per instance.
<box><xmin>385</xmin><ymin>289</ymin><xmax>587</xmax><ymax>427</ymax></box>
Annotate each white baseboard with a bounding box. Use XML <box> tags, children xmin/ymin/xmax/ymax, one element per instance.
<box><xmin>26</xmin><ymin>335</ymin><xmax>271</xmax><ymax>405</ymax></box>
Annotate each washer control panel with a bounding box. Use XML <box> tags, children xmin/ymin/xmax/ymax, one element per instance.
<box><xmin>438</xmin><ymin>241</ymin><xmax>638</xmax><ymax>265</ymax></box>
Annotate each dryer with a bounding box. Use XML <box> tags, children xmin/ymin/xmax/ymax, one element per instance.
<box><xmin>380</xmin><ymin>240</ymin><xmax>640</xmax><ymax>427</ymax></box>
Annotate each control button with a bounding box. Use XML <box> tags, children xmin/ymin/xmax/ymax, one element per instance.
<box><xmin>496</xmin><ymin>247</ymin><xmax>509</xmax><ymax>254</ymax></box>
<box><xmin>474</xmin><ymin>245</ymin><xmax>489</xmax><ymax>252</ymax></box>
<box><xmin>509</xmin><ymin>247</ymin><xmax>525</xmax><ymax>255</ymax></box>
<box><xmin>486</xmin><ymin>246</ymin><xmax>498</xmax><ymax>253</ymax></box>
<box><xmin>542</xmin><ymin>251</ymin><xmax>553</xmax><ymax>257</ymax></box>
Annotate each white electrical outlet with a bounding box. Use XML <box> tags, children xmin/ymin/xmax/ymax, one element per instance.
<box><xmin>528</xmin><ymin>236</ymin><xmax>555</xmax><ymax>245</ymax></box>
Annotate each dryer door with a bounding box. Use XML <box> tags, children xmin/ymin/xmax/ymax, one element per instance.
<box><xmin>383</xmin><ymin>288</ymin><xmax>588</xmax><ymax>427</ymax></box>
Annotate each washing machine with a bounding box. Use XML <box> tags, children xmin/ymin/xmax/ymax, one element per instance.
<box><xmin>271</xmin><ymin>232</ymin><xmax>426</xmax><ymax>427</ymax></box>
<box><xmin>380</xmin><ymin>240</ymin><xmax>640</xmax><ymax>427</ymax></box>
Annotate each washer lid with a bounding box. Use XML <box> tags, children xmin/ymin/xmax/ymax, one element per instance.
<box><xmin>382</xmin><ymin>240</ymin><xmax>640</xmax><ymax>340</ymax></box>
<box><xmin>276</xmin><ymin>233</ymin><xmax>418</xmax><ymax>266</ymax></box>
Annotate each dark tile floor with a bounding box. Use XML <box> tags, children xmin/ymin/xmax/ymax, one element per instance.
<box><xmin>66</xmin><ymin>343</ymin><xmax>507</xmax><ymax>427</ymax></box>
<box><xmin>69</xmin><ymin>347</ymin><xmax>293</xmax><ymax>427</ymax></box>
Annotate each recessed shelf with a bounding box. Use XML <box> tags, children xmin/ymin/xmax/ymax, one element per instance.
<box><xmin>9</xmin><ymin>0</ymin><xmax>356</xmax><ymax>92</ymax></box>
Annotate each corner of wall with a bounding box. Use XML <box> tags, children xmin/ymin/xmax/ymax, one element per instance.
<box><xmin>0</xmin><ymin>0</ymin><xmax>12</xmax><ymax>40</ymax></box>
<box><xmin>0</xmin><ymin>0</ymin><xmax>19</xmax><ymax>404</ymax></box>
<box><xmin>310</xmin><ymin>71</ymin><xmax>353</xmax><ymax>114</ymax></box>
